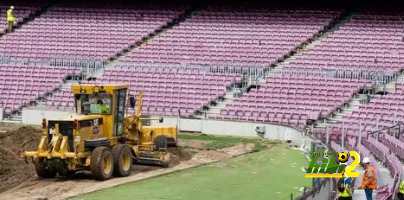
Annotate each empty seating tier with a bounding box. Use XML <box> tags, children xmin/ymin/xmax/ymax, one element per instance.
<box><xmin>0</xmin><ymin>1</ymin><xmax>43</xmax><ymax>32</ymax></box>
<box><xmin>285</xmin><ymin>13</ymin><xmax>404</xmax><ymax>73</ymax></box>
<box><xmin>216</xmin><ymin>75</ymin><xmax>370</xmax><ymax>128</ymax></box>
<box><xmin>41</xmin><ymin>67</ymin><xmax>242</xmax><ymax>117</ymax></box>
<box><xmin>0</xmin><ymin>2</ymin><xmax>187</xmax><ymax>61</ymax></box>
<box><xmin>121</xmin><ymin>6</ymin><xmax>341</xmax><ymax>67</ymax></box>
<box><xmin>0</xmin><ymin>64</ymin><xmax>80</xmax><ymax>115</ymax></box>
<box><xmin>315</xmin><ymin>83</ymin><xmax>404</xmax><ymax>138</ymax></box>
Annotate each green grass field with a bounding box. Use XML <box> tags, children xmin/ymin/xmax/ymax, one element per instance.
<box><xmin>70</xmin><ymin>144</ymin><xmax>311</xmax><ymax>200</ymax></box>
<box><xmin>177</xmin><ymin>133</ymin><xmax>280</xmax><ymax>151</ymax></box>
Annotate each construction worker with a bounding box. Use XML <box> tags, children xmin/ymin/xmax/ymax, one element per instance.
<box><xmin>398</xmin><ymin>179</ymin><xmax>404</xmax><ymax>200</ymax></box>
<box><xmin>337</xmin><ymin>167</ymin><xmax>353</xmax><ymax>200</ymax></box>
<box><xmin>358</xmin><ymin>157</ymin><xmax>377</xmax><ymax>200</ymax></box>
<box><xmin>6</xmin><ymin>6</ymin><xmax>15</xmax><ymax>33</ymax></box>
<box><xmin>97</xmin><ymin>99</ymin><xmax>109</xmax><ymax>113</ymax></box>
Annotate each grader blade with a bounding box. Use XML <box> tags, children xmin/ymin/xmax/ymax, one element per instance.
<box><xmin>136</xmin><ymin>157</ymin><xmax>166</xmax><ymax>167</ymax></box>
<box><xmin>135</xmin><ymin>151</ymin><xmax>172</xmax><ymax>167</ymax></box>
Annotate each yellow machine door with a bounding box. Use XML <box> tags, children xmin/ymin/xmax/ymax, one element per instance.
<box><xmin>114</xmin><ymin>89</ymin><xmax>127</xmax><ymax>136</ymax></box>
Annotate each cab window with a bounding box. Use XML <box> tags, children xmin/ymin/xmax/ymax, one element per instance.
<box><xmin>75</xmin><ymin>93</ymin><xmax>112</xmax><ymax>115</ymax></box>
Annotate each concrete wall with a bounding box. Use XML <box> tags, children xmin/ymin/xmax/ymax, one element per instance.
<box><xmin>0</xmin><ymin>107</ymin><xmax>3</xmax><ymax>122</ymax></box>
<box><xmin>22</xmin><ymin>108</ymin><xmax>73</xmax><ymax>125</ymax></box>
<box><xmin>151</xmin><ymin>116</ymin><xmax>306</xmax><ymax>146</ymax></box>
<box><xmin>21</xmin><ymin>109</ymin><xmax>309</xmax><ymax>146</ymax></box>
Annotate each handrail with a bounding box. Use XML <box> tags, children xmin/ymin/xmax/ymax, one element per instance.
<box><xmin>367</xmin><ymin>122</ymin><xmax>404</xmax><ymax>139</ymax></box>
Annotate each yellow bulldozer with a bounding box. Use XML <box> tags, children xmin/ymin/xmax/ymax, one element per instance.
<box><xmin>21</xmin><ymin>84</ymin><xmax>177</xmax><ymax>180</ymax></box>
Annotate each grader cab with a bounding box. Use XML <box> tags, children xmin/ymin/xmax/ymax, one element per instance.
<box><xmin>21</xmin><ymin>84</ymin><xmax>177</xmax><ymax>180</ymax></box>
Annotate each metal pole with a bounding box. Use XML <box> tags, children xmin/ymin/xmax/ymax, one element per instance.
<box><xmin>326</xmin><ymin>126</ymin><xmax>330</xmax><ymax>145</ymax></box>
<box><xmin>342</xmin><ymin>122</ymin><xmax>345</xmax><ymax>148</ymax></box>
<box><xmin>359</xmin><ymin>120</ymin><xmax>362</xmax><ymax>145</ymax></box>
<box><xmin>394</xmin><ymin>113</ymin><xmax>397</xmax><ymax>125</ymax></box>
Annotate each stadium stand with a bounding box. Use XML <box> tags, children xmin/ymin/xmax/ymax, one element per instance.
<box><xmin>314</xmin><ymin>83</ymin><xmax>404</xmax><ymax>139</ymax></box>
<box><xmin>120</xmin><ymin>5</ymin><xmax>342</xmax><ymax>67</ymax></box>
<box><xmin>333</xmin><ymin>129</ymin><xmax>401</xmax><ymax>199</ymax></box>
<box><xmin>380</xmin><ymin>133</ymin><xmax>404</xmax><ymax>160</ymax></box>
<box><xmin>41</xmin><ymin>66</ymin><xmax>243</xmax><ymax>117</ymax></box>
<box><xmin>0</xmin><ymin>3</ymin><xmax>42</xmax><ymax>33</ymax></box>
<box><xmin>362</xmin><ymin>136</ymin><xmax>390</xmax><ymax>162</ymax></box>
<box><xmin>0</xmin><ymin>63</ymin><xmax>80</xmax><ymax>115</ymax></box>
<box><xmin>0</xmin><ymin>1</ymin><xmax>188</xmax><ymax>60</ymax></box>
<box><xmin>284</xmin><ymin>12</ymin><xmax>404</xmax><ymax>74</ymax></box>
<box><xmin>215</xmin><ymin>74</ymin><xmax>371</xmax><ymax>128</ymax></box>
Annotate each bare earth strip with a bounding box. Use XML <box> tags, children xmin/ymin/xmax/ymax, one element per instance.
<box><xmin>0</xmin><ymin>143</ymin><xmax>254</xmax><ymax>200</ymax></box>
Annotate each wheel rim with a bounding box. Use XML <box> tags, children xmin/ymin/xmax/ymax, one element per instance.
<box><xmin>102</xmin><ymin>154</ymin><xmax>112</xmax><ymax>175</ymax></box>
<box><xmin>121</xmin><ymin>151</ymin><xmax>131</xmax><ymax>171</ymax></box>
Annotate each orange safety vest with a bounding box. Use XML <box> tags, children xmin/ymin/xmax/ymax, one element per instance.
<box><xmin>361</xmin><ymin>166</ymin><xmax>377</xmax><ymax>189</ymax></box>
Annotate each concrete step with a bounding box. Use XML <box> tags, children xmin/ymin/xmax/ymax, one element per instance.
<box><xmin>207</xmin><ymin>107</ymin><xmax>222</xmax><ymax>113</ymax></box>
<box><xmin>334</xmin><ymin>113</ymin><xmax>345</xmax><ymax>118</ymax></box>
<box><xmin>342</xmin><ymin>108</ymin><xmax>356</xmax><ymax>113</ymax></box>
<box><xmin>36</xmin><ymin>101</ymin><xmax>46</xmax><ymax>105</ymax></box>
<box><xmin>328</xmin><ymin>119</ymin><xmax>342</xmax><ymax>124</ymax></box>
<box><xmin>315</xmin><ymin>123</ymin><xmax>328</xmax><ymax>128</ymax></box>
<box><xmin>224</xmin><ymin>94</ymin><xmax>235</xmax><ymax>99</ymax></box>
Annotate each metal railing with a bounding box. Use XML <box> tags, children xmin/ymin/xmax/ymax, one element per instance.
<box><xmin>274</xmin><ymin>67</ymin><xmax>399</xmax><ymax>83</ymax></box>
<box><xmin>0</xmin><ymin>55</ymin><xmax>107</xmax><ymax>80</ymax></box>
<box><xmin>115</xmin><ymin>61</ymin><xmax>266</xmax><ymax>73</ymax></box>
<box><xmin>0</xmin><ymin>55</ymin><xmax>402</xmax><ymax>90</ymax></box>
<box><xmin>367</xmin><ymin>123</ymin><xmax>404</xmax><ymax>140</ymax></box>
<box><xmin>319</xmin><ymin>113</ymin><xmax>404</xmax><ymax>145</ymax></box>
<box><xmin>295</xmin><ymin>178</ymin><xmax>335</xmax><ymax>200</ymax></box>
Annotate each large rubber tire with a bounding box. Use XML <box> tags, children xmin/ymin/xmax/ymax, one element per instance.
<box><xmin>34</xmin><ymin>159</ymin><xmax>57</xmax><ymax>178</ymax></box>
<box><xmin>90</xmin><ymin>147</ymin><xmax>114</xmax><ymax>180</ymax></box>
<box><xmin>111</xmin><ymin>144</ymin><xmax>133</xmax><ymax>177</ymax></box>
<box><xmin>154</xmin><ymin>135</ymin><xmax>168</xmax><ymax>149</ymax></box>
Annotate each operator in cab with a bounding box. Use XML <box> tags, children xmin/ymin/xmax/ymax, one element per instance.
<box><xmin>97</xmin><ymin>99</ymin><xmax>109</xmax><ymax>113</ymax></box>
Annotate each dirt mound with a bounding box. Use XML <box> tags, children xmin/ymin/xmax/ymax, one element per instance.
<box><xmin>168</xmin><ymin>146</ymin><xmax>193</xmax><ymax>166</ymax></box>
<box><xmin>0</xmin><ymin>126</ymin><xmax>42</xmax><ymax>193</ymax></box>
<box><xmin>219</xmin><ymin>143</ymin><xmax>255</xmax><ymax>156</ymax></box>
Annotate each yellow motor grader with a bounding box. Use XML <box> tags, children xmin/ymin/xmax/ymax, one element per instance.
<box><xmin>21</xmin><ymin>84</ymin><xmax>177</xmax><ymax>180</ymax></box>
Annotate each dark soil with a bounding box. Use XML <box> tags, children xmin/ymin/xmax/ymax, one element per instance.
<box><xmin>0</xmin><ymin>126</ymin><xmax>42</xmax><ymax>193</ymax></box>
<box><xmin>168</xmin><ymin>146</ymin><xmax>193</xmax><ymax>166</ymax></box>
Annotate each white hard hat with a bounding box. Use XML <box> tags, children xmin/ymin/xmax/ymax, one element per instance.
<box><xmin>363</xmin><ymin>157</ymin><xmax>370</xmax><ymax>164</ymax></box>
<box><xmin>10</xmin><ymin>6</ymin><xmax>14</xmax><ymax>9</ymax></box>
